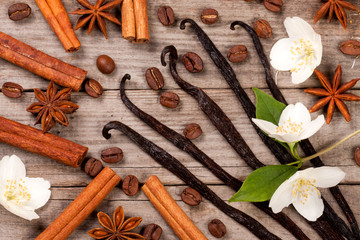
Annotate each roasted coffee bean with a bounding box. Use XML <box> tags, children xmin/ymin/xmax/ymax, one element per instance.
<box><xmin>160</xmin><ymin>91</ymin><xmax>180</xmax><ymax>108</ymax></box>
<box><xmin>157</xmin><ymin>6</ymin><xmax>175</xmax><ymax>26</ymax></box>
<box><xmin>340</xmin><ymin>40</ymin><xmax>360</xmax><ymax>56</ymax></box>
<box><xmin>183</xmin><ymin>123</ymin><xmax>202</xmax><ymax>140</ymax></box>
<box><xmin>84</xmin><ymin>79</ymin><xmax>103</xmax><ymax>98</ymax></box>
<box><xmin>122</xmin><ymin>175</ymin><xmax>139</xmax><ymax>196</ymax></box>
<box><xmin>201</xmin><ymin>9</ymin><xmax>219</xmax><ymax>25</ymax></box>
<box><xmin>254</xmin><ymin>19</ymin><xmax>272</xmax><ymax>39</ymax></box>
<box><xmin>143</xmin><ymin>224</ymin><xmax>163</xmax><ymax>240</ymax></box>
<box><xmin>355</xmin><ymin>147</ymin><xmax>360</xmax><ymax>167</ymax></box>
<box><xmin>101</xmin><ymin>147</ymin><xmax>123</xmax><ymax>163</ymax></box>
<box><xmin>227</xmin><ymin>45</ymin><xmax>248</xmax><ymax>63</ymax></box>
<box><xmin>145</xmin><ymin>67</ymin><xmax>165</xmax><ymax>90</ymax></box>
<box><xmin>96</xmin><ymin>55</ymin><xmax>115</xmax><ymax>74</ymax></box>
<box><xmin>181</xmin><ymin>187</ymin><xmax>202</xmax><ymax>206</ymax></box>
<box><xmin>84</xmin><ymin>158</ymin><xmax>103</xmax><ymax>177</ymax></box>
<box><xmin>2</xmin><ymin>82</ymin><xmax>23</xmax><ymax>98</ymax></box>
<box><xmin>263</xmin><ymin>0</ymin><xmax>283</xmax><ymax>12</ymax></box>
<box><xmin>182</xmin><ymin>52</ymin><xmax>203</xmax><ymax>73</ymax></box>
<box><xmin>8</xmin><ymin>3</ymin><xmax>31</xmax><ymax>21</ymax></box>
<box><xmin>208</xmin><ymin>219</ymin><xmax>226</xmax><ymax>238</ymax></box>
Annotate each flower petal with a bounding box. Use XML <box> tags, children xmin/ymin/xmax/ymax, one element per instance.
<box><xmin>252</xmin><ymin>118</ymin><xmax>278</xmax><ymax>135</ymax></box>
<box><xmin>291</xmin><ymin>65</ymin><xmax>315</xmax><ymax>84</ymax></box>
<box><xmin>279</xmin><ymin>104</ymin><xmax>295</xmax><ymax>126</ymax></box>
<box><xmin>0</xmin><ymin>198</ymin><xmax>39</xmax><ymax>220</ymax></box>
<box><xmin>0</xmin><ymin>155</ymin><xmax>26</xmax><ymax>182</ymax></box>
<box><xmin>292</xmin><ymin>189</ymin><xmax>324</xmax><ymax>221</ymax></box>
<box><xmin>291</xmin><ymin>103</ymin><xmax>311</xmax><ymax>124</ymax></box>
<box><xmin>302</xmin><ymin>167</ymin><xmax>345</xmax><ymax>188</ymax></box>
<box><xmin>270</xmin><ymin>38</ymin><xmax>298</xmax><ymax>71</ymax></box>
<box><xmin>284</xmin><ymin>17</ymin><xmax>317</xmax><ymax>41</ymax></box>
<box><xmin>268</xmin><ymin>132</ymin><xmax>301</xmax><ymax>143</ymax></box>
<box><xmin>312</xmin><ymin>34</ymin><xmax>322</xmax><ymax>67</ymax></box>
<box><xmin>298</xmin><ymin>115</ymin><xmax>325</xmax><ymax>141</ymax></box>
<box><xmin>23</xmin><ymin>177</ymin><xmax>51</xmax><ymax>209</ymax></box>
<box><xmin>269</xmin><ymin>178</ymin><xmax>294</xmax><ymax>213</ymax></box>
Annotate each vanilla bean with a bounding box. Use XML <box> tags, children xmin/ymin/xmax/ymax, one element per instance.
<box><xmin>120</xmin><ymin>73</ymin><xmax>309</xmax><ymax>240</ymax></box>
<box><xmin>102</xmin><ymin>121</ymin><xmax>281</xmax><ymax>240</ymax></box>
<box><xmin>180</xmin><ymin>18</ymin><xmax>351</xmax><ymax>240</ymax></box>
<box><xmin>231</xmin><ymin>20</ymin><xmax>359</xmax><ymax>240</ymax></box>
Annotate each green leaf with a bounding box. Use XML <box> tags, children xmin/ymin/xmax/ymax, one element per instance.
<box><xmin>253</xmin><ymin>88</ymin><xmax>287</xmax><ymax>125</ymax></box>
<box><xmin>229</xmin><ymin>165</ymin><xmax>297</xmax><ymax>202</ymax></box>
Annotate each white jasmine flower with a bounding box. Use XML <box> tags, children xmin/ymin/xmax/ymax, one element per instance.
<box><xmin>270</xmin><ymin>17</ymin><xmax>322</xmax><ymax>84</ymax></box>
<box><xmin>252</xmin><ymin>102</ymin><xmax>324</xmax><ymax>143</ymax></box>
<box><xmin>0</xmin><ymin>155</ymin><xmax>51</xmax><ymax>220</ymax></box>
<box><xmin>269</xmin><ymin>167</ymin><xmax>345</xmax><ymax>221</ymax></box>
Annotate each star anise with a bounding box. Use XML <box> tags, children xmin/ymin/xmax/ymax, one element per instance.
<box><xmin>26</xmin><ymin>81</ymin><xmax>79</xmax><ymax>133</ymax></box>
<box><xmin>88</xmin><ymin>206</ymin><xmax>145</xmax><ymax>240</ymax></box>
<box><xmin>70</xmin><ymin>0</ymin><xmax>122</xmax><ymax>39</ymax></box>
<box><xmin>314</xmin><ymin>0</ymin><xmax>359</xmax><ymax>29</ymax></box>
<box><xmin>304</xmin><ymin>64</ymin><xmax>360</xmax><ymax>124</ymax></box>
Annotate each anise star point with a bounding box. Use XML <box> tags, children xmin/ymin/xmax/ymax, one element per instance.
<box><xmin>70</xmin><ymin>0</ymin><xmax>123</xmax><ymax>39</ymax></box>
<box><xmin>88</xmin><ymin>206</ymin><xmax>145</xmax><ymax>240</ymax></box>
<box><xmin>305</xmin><ymin>64</ymin><xmax>360</xmax><ymax>124</ymax></box>
<box><xmin>314</xmin><ymin>0</ymin><xmax>359</xmax><ymax>29</ymax></box>
<box><xmin>26</xmin><ymin>81</ymin><xmax>79</xmax><ymax>133</ymax></box>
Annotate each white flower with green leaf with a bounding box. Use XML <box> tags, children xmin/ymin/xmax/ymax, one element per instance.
<box><xmin>0</xmin><ymin>155</ymin><xmax>51</xmax><ymax>220</ymax></box>
<box><xmin>269</xmin><ymin>166</ymin><xmax>345</xmax><ymax>221</ymax></box>
<box><xmin>270</xmin><ymin>17</ymin><xmax>322</xmax><ymax>84</ymax></box>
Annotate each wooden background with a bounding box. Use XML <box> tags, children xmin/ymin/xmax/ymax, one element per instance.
<box><xmin>0</xmin><ymin>0</ymin><xmax>360</xmax><ymax>239</ymax></box>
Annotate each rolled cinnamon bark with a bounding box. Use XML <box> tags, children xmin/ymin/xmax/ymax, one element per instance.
<box><xmin>142</xmin><ymin>175</ymin><xmax>207</xmax><ymax>240</ymax></box>
<box><xmin>133</xmin><ymin>0</ymin><xmax>149</xmax><ymax>43</ymax></box>
<box><xmin>36</xmin><ymin>167</ymin><xmax>121</xmax><ymax>240</ymax></box>
<box><xmin>0</xmin><ymin>116</ymin><xmax>88</xmax><ymax>168</ymax></box>
<box><xmin>0</xmin><ymin>31</ymin><xmax>86</xmax><ymax>91</ymax></box>
<box><xmin>121</xmin><ymin>0</ymin><xmax>136</xmax><ymax>41</ymax></box>
<box><xmin>35</xmin><ymin>0</ymin><xmax>81</xmax><ymax>52</ymax></box>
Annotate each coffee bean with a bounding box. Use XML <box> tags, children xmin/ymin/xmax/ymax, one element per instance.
<box><xmin>181</xmin><ymin>187</ymin><xmax>202</xmax><ymax>206</ymax></box>
<box><xmin>101</xmin><ymin>147</ymin><xmax>123</xmax><ymax>163</ymax></box>
<box><xmin>143</xmin><ymin>224</ymin><xmax>163</xmax><ymax>240</ymax></box>
<box><xmin>2</xmin><ymin>82</ymin><xmax>23</xmax><ymax>98</ymax></box>
<box><xmin>340</xmin><ymin>40</ymin><xmax>360</xmax><ymax>56</ymax></box>
<box><xmin>8</xmin><ymin>3</ymin><xmax>31</xmax><ymax>21</ymax></box>
<box><xmin>84</xmin><ymin>79</ymin><xmax>103</xmax><ymax>98</ymax></box>
<box><xmin>84</xmin><ymin>158</ymin><xmax>103</xmax><ymax>177</ymax></box>
<box><xmin>254</xmin><ymin>19</ymin><xmax>272</xmax><ymax>39</ymax></box>
<box><xmin>157</xmin><ymin>6</ymin><xmax>175</xmax><ymax>26</ymax></box>
<box><xmin>182</xmin><ymin>52</ymin><xmax>203</xmax><ymax>73</ymax></box>
<box><xmin>263</xmin><ymin>0</ymin><xmax>283</xmax><ymax>12</ymax></box>
<box><xmin>355</xmin><ymin>147</ymin><xmax>360</xmax><ymax>167</ymax></box>
<box><xmin>145</xmin><ymin>67</ymin><xmax>165</xmax><ymax>90</ymax></box>
<box><xmin>208</xmin><ymin>219</ymin><xmax>226</xmax><ymax>238</ymax></box>
<box><xmin>122</xmin><ymin>175</ymin><xmax>139</xmax><ymax>196</ymax></box>
<box><xmin>96</xmin><ymin>55</ymin><xmax>115</xmax><ymax>74</ymax></box>
<box><xmin>160</xmin><ymin>92</ymin><xmax>180</xmax><ymax>108</ymax></box>
<box><xmin>201</xmin><ymin>9</ymin><xmax>219</xmax><ymax>25</ymax></box>
<box><xmin>183</xmin><ymin>123</ymin><xmax>202</xmax><ymax>140</ymax></box>
<box><xmin>227</xmin><ymin>45</ymin><xmax>248</xmax><ymax>63</ymax></box>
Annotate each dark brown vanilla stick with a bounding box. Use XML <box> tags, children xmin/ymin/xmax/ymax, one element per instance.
<box><xmin>103</xmin><ymin>121</ymin><xmax>280</xmax><ymax>240</ymax></box>
<box><xmin>180</xmin><ymin>18</ymin><xmax>351</xmax><ymax>240</ymax></box>
<box><xmin>161</xmin><ymin>44</ymin><xmax>346</xmax><ymax>240</ymax></box>
<box><xmin>120</xmin><ymin>74</ymin><xmax>309</xmax><ymax>240</ymax></box>
<box><xmin>231</xmin><ymin>20</ymin><xmax>360</xmax><ymax>240</ymax></box>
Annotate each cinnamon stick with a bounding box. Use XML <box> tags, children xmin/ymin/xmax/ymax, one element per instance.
<box><xmin>121</xmin><ymin>0</ymin><xmax>136</xmax><ymax>41</ymax></box>
<box><xmin>121</xmin><ymin>0</ymin><xmax>149</xmax><ymax>43</ymax></box>
<box><xmin>142</xmin><ymin>175</ymin><xmax>207</xmax><ymax>240</ymax></box>
<box><xmin>35</xmin><ymin>0</ymin><xmax>81</xmax><ymax>52</ymax></box>
<box><xmin>36</xmin><ymin>167</ymin><xmax>121</xmax><ymax>240</ymax></box>
<box><xmin>0</xmin><ymin>116</ymin><xmax>88</xmax><ymax>168</ymax></box>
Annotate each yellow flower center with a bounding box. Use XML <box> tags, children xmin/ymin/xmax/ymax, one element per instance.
<box><xmin>292</xmin><ymin>178</ymin><xmax>320</xmax><ymax>205</ymax></box>
<box><xmin>275</xmin><ymin>117</ymin><xmax>304</xmax><ymax>134</ymax></box>
<box><xmin>3</xmin><ymin>179</ymin><xmax>31</xmax><ymax>206</ymax></box>
<box><xmin>290</xmin><ymin>38</ymin><xmax>315</xmax><ymax>73</ymax></box>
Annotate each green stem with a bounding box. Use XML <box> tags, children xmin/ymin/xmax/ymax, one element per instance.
<box><xmin>302</xmin><ymin>129</ymin><xmax>360</xmax><ymax>163</ymax></box>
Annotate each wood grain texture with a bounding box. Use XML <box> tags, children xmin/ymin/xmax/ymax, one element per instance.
<box><xmin>0</xmin><ymin>0</ymin><xmax>359</xmax><ymax>239</ymax></box>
